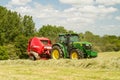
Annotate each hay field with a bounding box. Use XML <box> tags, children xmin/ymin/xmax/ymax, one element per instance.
<box><xmin>0</xmin><ymin>52</ymin><xmax>120</xmax><ymax>80</ymax></box>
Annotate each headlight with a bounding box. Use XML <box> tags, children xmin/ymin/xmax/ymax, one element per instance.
<box><xmin>83</xmin><ymin>44</ymin><xmax>92</xmax><ymax>49</ymax></box>
<box><xmin>86</xmin><ymin>44</ymin><xmax>89</xmax><ymax>46</ymax></box>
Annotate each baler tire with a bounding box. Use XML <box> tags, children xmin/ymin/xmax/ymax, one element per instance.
<box><xmin>51</xmin><ymin>46</ymin><xmax>63</xmax><ymax>59</ymax></box>
<box><xmin>29</xmin><ymin>51</ymin><xmax>40</xmax><ymax>60</ymax></box>
<box><xmin>29</xmin><ymin>55</ymin><xmax>36</xmax><ymax>61</ymax></box>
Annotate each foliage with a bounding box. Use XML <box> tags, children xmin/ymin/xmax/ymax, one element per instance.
<box><xmin>38</xmin><ymin>24</ymin><xmax>68</xmax><ymax>43</ymax></box>
<box><xmin>4</xmin><ymin>44</ymin><xmax>18</xmax><ymax>60</ymax></box>
<box><xmin>0</xmin><ymin>46</ymin><xmax>9</xmax><ymax>60</ymax></box>
<box><xmin>14</xmin><ymin>35</ymin><xmax>29</xmax><ymax>59</ymax></box>
<box><xmin>80</xmin><ymin>31</ymin><xmax>120</xmax><ymax>52</ymax></box>
<box><xmin>22</xmin><ymin>15</ymin><xmax>36</xmax><ymax>37</ymax></box>
<box><xmin>0</xmin><ymin>6</ymin><xmax>35</xmax><ymax>59</ymax></box>
<box><xmin>0</xmin><ymin>7</ymin><xmax>22</xmax><ymax>44</ymax></box>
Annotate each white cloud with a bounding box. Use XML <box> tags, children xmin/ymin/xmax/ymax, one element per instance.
<box><xmin>6</xmin><ymin>0</ymin><xmax>120</xmax><ymax>36</ymax></box>
<box><xmin>75</xmin><ymin>5</ymin><xmax>117</xmax><ymax>14</ymax></box>
<box><xmin>96</xmin><ymin>0</ymin><xmax>120</xmax><ymax>6</ymax></box>
<box><xmin>10</xmin><ymin>0</ymin><xmax>32</xmax><ymax>6</ymax></box>
<box><xmin>59</xmin><ymin>0</ymin><xmax>120</xmax><ymax>6</ymax></box>
<box><xmin>115</xmin><ymin>16</ymin><xmax>120</xmax><ymax>21</ymax></box>
<box><xmin>9</xmin><ymin>3</ymin><xmax>117</xmax><ymax>32</ymax></box>
<box><xmin>32</xmin><ymin>3</ymin><xmax>59</xmax><ymax>18</ymax></box>
<box><xmin>15</xmin><ymin>6</ymin><xmax>32</xmax><ymax>14</ymax></box>
<box><xmin>59</xmin><ymin>0</ymin><xmax>94</xmax><ymax>5</ymax></box>
<box><xmin>58</xmin><ymin>0</ymin><xmax>117</xmax><ymax>30</ymax></box>
<box><xmin>96</xmin><ymin>25</ymin><xmax>120</xmax><ymax>36</ymax></box>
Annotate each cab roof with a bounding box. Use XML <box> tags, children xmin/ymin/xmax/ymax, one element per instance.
<box><xmin>59</xmin><ymin>33</ymin><xmax>79</xmax><ymax>36</ymax></box>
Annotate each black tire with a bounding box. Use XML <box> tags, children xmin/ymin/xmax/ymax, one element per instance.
<box><xmin>29</xmin><ymin>51</ymin><xmax>40</xmax><ymax>60</ymax></box>
<box><xmin>70</xmin><ymin>49</ymin><xmax>84</xmax><ymax>59</ymax></box>
<box><xmin>29</xmin><ymin>55</ymin><xmax>36</xmax><ymax>61</ymax></box>
<box><xmin>51</xmin><ymin>46</ymin><xmax>63</xmax><ymax>59</ymax></box>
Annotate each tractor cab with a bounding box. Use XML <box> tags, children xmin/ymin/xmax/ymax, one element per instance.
<box><xmin>58</xmin><ymin>34</ymin><xmax>79</xmax><ymax>44</ymax></box>
<box><xmin>58</xmin><ymin>34</ymin><xmax>79</xmax><ymax>52</ymax></box>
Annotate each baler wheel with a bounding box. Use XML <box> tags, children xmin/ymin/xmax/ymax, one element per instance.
<box><xmin>29</xmin><ymin>55</ymin><xmax>36</xmax><ymax>61</ymax></box>
<box><xmin>29</xmin><ymin>51</ymin><xmax>40</xmax><ymax>60</ymax></box>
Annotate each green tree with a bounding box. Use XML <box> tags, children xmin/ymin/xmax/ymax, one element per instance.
<box><xmin>38</xmin><ymin>25</ymin><xmax>67</xmax><ymax>43</ymax></box>
<box><xmin>0</xmin><ymin>46</ymin><xmax>9</xmax><ymax>60</ymax></box>
<box><xmin>15</xmin><ymin>35</ymin><xmax>29</xmax><ymax>59</ymax></box>
<box><xmin>22</xmin><ymin>15</ymin><xmax>36</xmax><ymax>37</ymax></box>
<box><xmin>0</xmin><ymin>6</ymin><xmax>22</xmax><ymax>44</ymax></box>
<box><xmin>0</xmin><ymin>6</ymin><xmax>8</xmax><ymax>45</ymax></box>
<box><xmin>5</xmin><ymin>11</ymin><xmax>22</xmax><ymax>42</ymax></box>
<box><xmin>0</xmin><ymin>6</ymin><xmax>37</xmax><ymax>59</ymax></box>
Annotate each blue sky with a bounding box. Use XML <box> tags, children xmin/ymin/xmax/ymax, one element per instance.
<box><xmin>0</xmin><ymin>0</ymin><xmax>120</xmax><ymax>36</ymax></box>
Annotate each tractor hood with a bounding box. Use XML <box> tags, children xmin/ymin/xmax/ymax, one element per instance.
<box><xmin>73</xmin><ymin>41</ymin><xmax>97</xmax><ymax>57</ymax></box>
<box><xmin>72</xmin><ymin>41</ymin><xmax>92</xmax><ymax>50</ymax></box>
<box><xmin>73</xmin><ymin>41</ymin><xmax>92</xmax><ymax>46</ymax></box>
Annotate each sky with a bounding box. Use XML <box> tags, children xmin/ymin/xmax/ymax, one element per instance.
<box><xmin>0</xmin><ymin>0</ymin><xmax>120</xmax><ymax>36</ymax></box>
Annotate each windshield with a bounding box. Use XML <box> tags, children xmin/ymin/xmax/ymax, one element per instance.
<box><xmin>70</xmin><ymin>35</ymin><xmax>79</xmax><ymax>42</ymax></box>
<box><xmin>59</xmin><ymin>36</ymin><xmax>66</xmax><ymax>42</ymax></box>
<box><xmin>58</xmin><ymin>34</ymin><xmax>79</xmax><ymax>43</ymax></box>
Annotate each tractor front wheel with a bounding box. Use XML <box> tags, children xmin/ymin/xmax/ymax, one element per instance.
<box><xmin>70</xmin><ymin>49</ymin><xmax>84</xmax><ymax>59</ymax></box>
<box><xmin>51</xmin><ymin>46</ymin><xmax>63</xmax><ymax>59</ymax></box>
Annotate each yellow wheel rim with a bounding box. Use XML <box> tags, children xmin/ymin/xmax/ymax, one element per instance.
<box><xmin>52</xmin><ymin>49</ymin><xmax>59</xmax><ymax>59</ymax></box>
<box><xmin>71</xmin><ymin>52</ymin><xmax>78</xmax><ymax>59</ymax></box>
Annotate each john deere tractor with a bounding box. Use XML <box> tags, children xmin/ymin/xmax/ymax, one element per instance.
<box><xmin>51</xmin><ymin>33</ymin><xmax>97</xmax><ymax>59</ymax></box>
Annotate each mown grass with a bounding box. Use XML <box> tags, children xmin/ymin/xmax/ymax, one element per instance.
<box><xmin>0</xmin><ymin>51</ymin><xmax>120</xmax><ymax>80</ymax></box>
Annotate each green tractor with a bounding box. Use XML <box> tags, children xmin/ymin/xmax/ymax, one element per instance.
<box><xmin>51</xmin><ymin>33</ymin><xmax>97</xmax><ymax>59</ymax></box>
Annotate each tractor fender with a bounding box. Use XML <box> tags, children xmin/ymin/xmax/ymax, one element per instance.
<box><xmin>52</xmin><ymin>43</ymin><xmax>66</xmax><ymax>58</ymax></box>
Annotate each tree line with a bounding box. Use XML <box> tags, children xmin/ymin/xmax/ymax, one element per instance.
<box><xmin>0</xmin><ymin>6</ymin><xmax>120</xmax><ymax>60</ymax></box>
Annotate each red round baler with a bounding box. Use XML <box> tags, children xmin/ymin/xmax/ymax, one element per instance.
<box><xmin>27</xmin><ymin>37</ymin><xmax>52</xmax><ymax>60</ymax></box>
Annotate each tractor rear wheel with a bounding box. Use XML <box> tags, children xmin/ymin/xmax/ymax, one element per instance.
<box><xmin>51</xmin><ymin>46</ymin><xmax>63</xmax><ymax>59</ymax></box>
<box><xmin>70</xmin><ymin>49</ymin><xmax>84</xmax><ymax>59</ymax></box>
